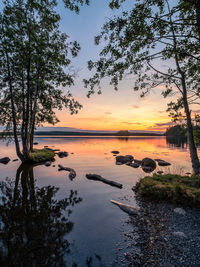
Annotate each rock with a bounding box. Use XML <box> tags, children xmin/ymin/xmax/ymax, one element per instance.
<box><xmin>142</xmin><ymin>166</ymin><xmax>155</xmax><ymax>173</ymax></box>
<box><xmin>173</xmin><ymin>231</ymin><xmax>186</xmax><ymax>238</ymax></box>
<box><xmin>45</xmin><ymin>161</ymin><xmax>51</xmax><ymax>167</ymax></box>
<box><xmin>116</xmin><ymin>161</ymin><xmax>123</xmax><ymax>165</ymax></box>
<box><xmin>125</xmin><ymin>155</ymin><xmax>134</xmax><ymax>161</ymax></box>
<box><xmin>57</xmin><ymin>151</ymin><xmax>68</xmax><ymax>158</ymax></box>
<box><xmin>52</xmin><ymin>165</ymin><xmax>55</xmax><ymax>167</ymax></box>
<box><xmin>110</xmin><ymin>200</ymin><xmax>139</xmax><ymax>215</ymax></box>
<box><xmin>157</xmin><ymin>171</ymin><xmax>164</xmax><ymax>175</ymax></box>
<box><xmin>0</xmin><ymin>157</ymin><xmax>10</xmax><ymax>164</ymax></box>
<box><xmin>86</xmin><ymin>174</ymin><xmax>122</xmax><ymax>188</ymax></box>
<box><xmin>111</xmin><ymin>150</ymin><xmax>120</xmax><ymax>154</ymax></box>
<box><xmin>174</xmin><ymin>207</ymin><xmax>186</xmax><ymax>215</ymax></box>
<box><xmin>53</xmin><ymin>149</ymin><xmax>60</xmax><ymax>152</ymax></box>
<box><xmin>134</xmin><ymin>159</ymin><xmax>142</xmax><ymax>165</ymax></box>
<box><xmin>141</xmin><ymin>158</ymin><xmax>156</xmax><ymax>168</ymax></box>
<box><xmin>126</xmin><ymin>162</ymin><xmax>140</xmax><ymax>168</ymax></box>
<box><xmin>13</xmin><ymin>159</ymin><xmax>19</xmax><ymax>162</ymax></box>
<box><xmin>33</xmin><ymin>142</ymin><xmax>38</xmax><ymax>145</ymax></box>
<box><xmin>44</xmin><ymin>145</ymin><xmax>48</xmax><ymax>148</ymax></box>
<box><xmin>141</xmin><ymin>158</ymin><xmax>156</xmax><ymax>172</ymax></box>
<box><xmin>157</xmin><ymin>160</ymin><xmax>171</xmax><ymax>166</ymax></box>
<box><xmin>58</xmin><ymin>164</ymin><xmax>76</xmax><ymax>180</ymax></box>
<box><xmin>155</xmin><ymin>158</ymin><xmax>171</xmax><ymax>166</ymax></box>
<box><xmin>154</xmin><ymin>159</ymin><xmax>164</xmax><ymax>162</ymax></box>
<box><xmin>185</xmin><ymin>172</ymin><xmax>191</xmax><ymax>175</ymax></box>
<box><xmin>116</xmin><ymin>155</ymin><xmax>134</xmax><ymax>164</ymax></box>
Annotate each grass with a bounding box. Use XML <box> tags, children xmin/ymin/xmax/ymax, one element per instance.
<box><xmin>29</xmin><ymin>149</ymin><xmax>55</xmax><ymax>163</ymax></box>
<box><xmin>134</xmin><ymin>173</ymin><xmax>200</xmax><ymax>206</ymax></box>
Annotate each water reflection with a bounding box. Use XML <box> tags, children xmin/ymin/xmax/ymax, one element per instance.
<box><xmin>166</xmin><ymin>136</ymin><xmax>187</xmax><ymax>148</ymax></box>
<box><xmin>0</xmin><ymin>164</ymin><xmax>82</xmax><ymax>266</ymax></box>
<box><xmin>117</xmin><ymin>137</ymin><xmax>129</xmax><ymax>142</ymax></box>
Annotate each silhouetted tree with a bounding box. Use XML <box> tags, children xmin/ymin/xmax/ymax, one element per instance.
<box><xmin>84</xmin><ymin>0</ymin><xmax>200</xmax><ymax>174</ymax></box>
<box><xmin>0</xmin><ymin>0</ymin><xmax>89</xmax><ymax>162</ymax></box>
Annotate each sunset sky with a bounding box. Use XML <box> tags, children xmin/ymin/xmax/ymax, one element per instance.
<box><xmin>51</xmin><ymin>0</ymin><xmax>176</xmax><ymax>132</ymax></box>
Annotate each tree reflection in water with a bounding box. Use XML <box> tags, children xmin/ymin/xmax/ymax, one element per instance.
<box><xmin>166</xmin><ymin>136</ymin><xmax>187</xmax><ymax>148</ymax></box>
<box><xmin>0</xmin><ymin>164</ymin><xmax>82</xmax><ymax>266</ymax></box>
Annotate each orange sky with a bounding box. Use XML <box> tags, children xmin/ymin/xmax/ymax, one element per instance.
<box><xmin>53</xmin><ymin>82</ymin><xmax>175</xmax><ymax>132</ymax></box>
<box><xmin>44</xmin><ymin>0</ymin><xmax>191</xmax><ymax>133</ymax></box>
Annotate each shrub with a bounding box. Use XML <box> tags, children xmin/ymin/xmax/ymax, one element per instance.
<box><xmin>29</xmin><ymin>149</ymin><xmax>55</xmax><ymax>163</ymax></box>
<box><xmin>134</xmin><ymin>174</ymin><xmax>200</xmax><ymax>206</ymax></box>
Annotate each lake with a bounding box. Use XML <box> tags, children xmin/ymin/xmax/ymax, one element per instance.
<box><xmin>0</xmin><ymin>136</ymin><xmax>193</xmax><ymax>266</ymax></box>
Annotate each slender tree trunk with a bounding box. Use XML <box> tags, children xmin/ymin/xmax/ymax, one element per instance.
<box><xmin>3</xmin><ymin>45</ymin><xmax>24</xmax><ymax>161</ymax></box>
<box><xmin>21</xmin><ymin>72</ymin><xmax>26</xmax><ymax>144</ymax></box>
<box><xmin>167</xmin><ymin>4</ymin><xmax>200</xmax><ymax>174</ymax></box>
<box><xmin>30</xmin><ymin>82</ymin><xmax>38</xmax><ymax>152</ymax></box>
<box><xmin>23</xmin><ymin>58</ymin><xmax>31</xmax><ymax>160</ymax></box>
<box><xmin>182</xmin><ymin>76</ymin><xmax>200</xmax><ymax>174</ymax></box>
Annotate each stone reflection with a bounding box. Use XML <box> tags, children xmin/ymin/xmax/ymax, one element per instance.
<box><xmin>141</xmin><ymin>165</ymin><xmax>156</xmax><ymax>173</ymax></box>
<box><xmin>0</xmin><ymin>164</ymin><xmax>82</xmax><ymax>266</ymax></box>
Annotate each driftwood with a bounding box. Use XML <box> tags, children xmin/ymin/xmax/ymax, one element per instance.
<box><xmin>86</xmin><ymin>174</ymin><xmax>122</xmax><ymax>188</ymax></box>
<box><xmin>58</xmin><ymin>164</ymin><xmax>76</xmax><ymax>180</ymax></box>
<box><xmin>110</xmin><ymin>200</ymin><xmax>139</xmax><ymax>216</ymax></box>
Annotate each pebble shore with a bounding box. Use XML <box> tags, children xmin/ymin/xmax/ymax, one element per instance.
<box><xmin>122</xmin><ymin>201</ymin><xmax>200</xmax><ymax>266</ymax></box>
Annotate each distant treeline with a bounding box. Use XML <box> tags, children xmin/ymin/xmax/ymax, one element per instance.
<box><xmin>0</xmin><ymin>130</ymin><xmax>164</xmax><ymax>138</ymax></box>
<box><xmin>34</xmin><ymin>130</ymin><xmax>163</xmax><ymax>137</ymax></box>
<box><xmin>166</xmin><ymin>125</ymin><xmax>200</xmax><ymax>145</ymax></box>
<box><xmin>166</xmin><ymin>125</ymin><xmax>187</xmax><ymax>138</ymax></box>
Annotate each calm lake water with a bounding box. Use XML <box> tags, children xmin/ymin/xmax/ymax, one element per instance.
<box><xmin>0</xmin><ymin>136</ymin><xmax>194</xmax><ymax>266</ymax></box>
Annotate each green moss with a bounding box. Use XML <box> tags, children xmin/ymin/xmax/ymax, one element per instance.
<box><xmin>29</xmin><ymin>149</ymin><xmax>55</xmax><ymax>163</ymax></box>
<box><xmin>134</xmin><ymin>174</ymin><xmax>200</xmax><ymax>206</ymax></box>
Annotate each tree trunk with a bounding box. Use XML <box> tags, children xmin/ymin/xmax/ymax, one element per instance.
<box><xmin>3</xmin><ymin>41</ymin><xmax>24</xmax><ymax>162</ymax></box>
<box><xmin>30</xmin><ymin>82</ymin><xmax>38</xmax><ymax>152</ymax></box>
<box><xmin>22</xmin><ymin>57</ymin><xmax>31</xmax><ymax>161</ymax></box>
<box><xmin>182</xmin><ymin>76</ymin><xmax>200</xmax><ymax>174</ymax></box>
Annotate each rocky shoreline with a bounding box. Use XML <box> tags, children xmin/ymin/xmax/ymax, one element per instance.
<box><xmin>124</xmin><ymin>200</ymin><xmax>200</xmax><ymax>266</ymax></box>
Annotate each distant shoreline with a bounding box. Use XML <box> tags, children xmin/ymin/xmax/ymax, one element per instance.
<box><xmin>0</xmin><ymin>131</ymin><xmax>165</xmax><ymax>138</ymax></box>
<box><xmin>34</xmin><ymin>131</ymin><xmax>165</xmax><ymax>137</ymax></box>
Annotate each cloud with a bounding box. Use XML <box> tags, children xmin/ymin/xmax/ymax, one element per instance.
<box><xmin>105</xmin><ymin>111</ymin><xmax>112</xmax><ymax>115</ymax></box>
<box><xmin>193</xmin><ymin>110</ymin><xmax>200</xmax><ymax>113</ymax></box>
<box><xmin>121</xmin><ymin>121</ymin><xmax>142</xmax><ymax>125</ymax></box>
<box><xmin>154</xmin><ymin>122</ymin><xmax>174</xmax><ymax>127</ymax></box>
<box><xmin>132</xmin><ymin>105</ymin><xmax>140</xmax><ymax>109</ymax></box>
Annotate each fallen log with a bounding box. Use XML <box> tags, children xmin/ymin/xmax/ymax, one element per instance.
<box><xmin>110</xmin><ymin>200</ymin><xmax>139</xmax><ymax>216</ymax></box>
<box><xmin>86</xmin><ymin>174</ymin><xmax>122</xmax><ymax>189</ymax></box>
<box><xmin>58</xmin><ymin>164</ymin><xmax>76</xmax><ymax>180</ymax></box>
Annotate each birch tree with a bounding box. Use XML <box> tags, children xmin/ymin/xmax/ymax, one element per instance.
<box><xmin>0</xmin><ymin>0</ymin><xmax>87</xmax><ymax>162</ymax></box>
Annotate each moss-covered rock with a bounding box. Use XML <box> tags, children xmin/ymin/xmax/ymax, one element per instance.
<box><xmin>29</xmin><ymin>149</ymin><xmax>55</xmax><ymax>163</ymax></box>
<box><xmin>134</xmin><ymin>174</ymin><xmax>200</xmax><ymax>206</ymax></box>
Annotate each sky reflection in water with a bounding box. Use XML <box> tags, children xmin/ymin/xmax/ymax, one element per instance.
<box><xmin>0</xmin><ymin>136</ymin><xmax>193</xmax><ymax>265</ymax></box>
